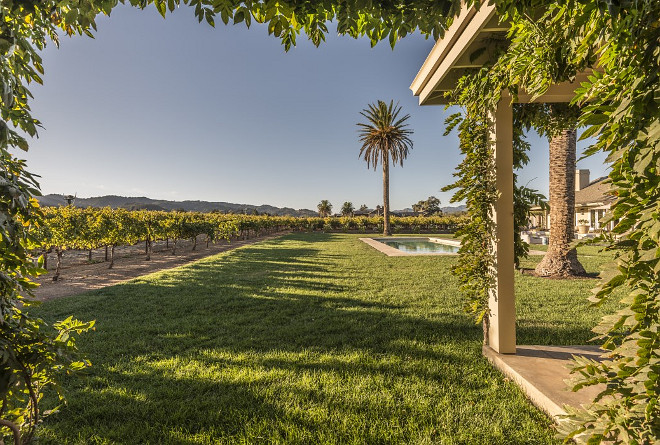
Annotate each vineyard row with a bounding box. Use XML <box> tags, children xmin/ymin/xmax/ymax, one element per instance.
<box><xmin>34</xmin><ymin>207</ymin><xmax>466</xmax><ymax>279</ymax></box>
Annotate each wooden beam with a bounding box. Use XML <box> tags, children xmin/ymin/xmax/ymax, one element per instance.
<box><xmin>424</xmin><ymin>71</ymin><xmax>594</xmax><ymax>105</ymax></box>
<box><xmin>516</xmin><ymin>74</ymin><xmax>592</xmax><ymax>103</ymax></box>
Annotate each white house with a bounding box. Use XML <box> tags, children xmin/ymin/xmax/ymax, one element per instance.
<box><xmin>530</xmin><ymin>169</ymin><xmax>614</xmax><ymax>231</ymax></box>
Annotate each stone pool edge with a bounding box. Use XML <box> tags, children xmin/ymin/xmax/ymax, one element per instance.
<box><xmin>359</xmin><ymin>237</ymin><xmax>458</xmax><ymax>257</ymax></box>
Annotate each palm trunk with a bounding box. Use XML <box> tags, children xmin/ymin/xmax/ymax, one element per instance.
<box><xmin>535</xmin><ymin>128</ymin><xmax>586</xmax><ymax>277</ymax></box>
<box><xmin>383</xmin><ymin>157</ymin><xmax>391</xmax><ymax>236</ymax></box>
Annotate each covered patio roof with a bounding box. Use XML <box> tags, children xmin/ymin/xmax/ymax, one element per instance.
<box><xmin>410</xmin><ymin>3</ymin><xmax>589</xmax><ymax>105</ymax></box>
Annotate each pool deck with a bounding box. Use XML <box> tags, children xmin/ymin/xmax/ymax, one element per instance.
<box><xmin>359</xmin><ymin>237</ymin><xmax>458</xmax><ymax>256</ymax></box>
<box><xmin>360</xmin><ymin>237</ymin><xmax>545</xmax><ymax>256</ymax></box>
<box><xmin>483</xmin><ymin>345</ymin><xmax>606</xmax><ymax>422</ymax></box>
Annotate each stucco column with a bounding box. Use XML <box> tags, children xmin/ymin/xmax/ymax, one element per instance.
<box><xmin>487</xmin><ymin>93</ymin><xmax>516</xmax><ymax>354</ymax></box>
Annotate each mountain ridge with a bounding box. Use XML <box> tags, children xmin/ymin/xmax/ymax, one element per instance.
<box><xmin>36</xmin><ymin>194</ymin><xmax>467</xmax><ymax>216</ymax></box>
<box><xmin>36</xmin><ymin>194</ymin><xmax>318</xmax><ymax>217</ymax></box>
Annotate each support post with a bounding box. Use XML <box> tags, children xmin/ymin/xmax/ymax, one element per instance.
<box><xmin>487</xmin><ymin>93</ymin><xmax>516</xmax><ymax>354</ymax></box>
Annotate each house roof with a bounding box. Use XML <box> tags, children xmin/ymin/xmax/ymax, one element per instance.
<box><xmin>575</xmin><ymin>177</ymin><xmax>615</xmax><ymax>206</ymax></box>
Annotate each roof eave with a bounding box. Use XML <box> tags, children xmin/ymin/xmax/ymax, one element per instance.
<box><xmin>410</xmin><ymin>3</ymin><xmax>500</xmax><ymax>105</ymax></box>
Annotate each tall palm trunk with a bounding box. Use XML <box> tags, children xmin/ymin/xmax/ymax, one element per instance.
<box><xmin>535</xmin><ymin>128</ymin><xmax>586</xmax><ymax>277</ymax></box>
<box><xmin>383</xmin><ymin>156</ymin><xmax>391</xmax><ymax>236</ymax></box>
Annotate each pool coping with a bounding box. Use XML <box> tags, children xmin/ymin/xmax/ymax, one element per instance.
<box><xmin>360</xmin><ymin>237</ymin><xmax>459</xmax><ymax>257</ymax></box>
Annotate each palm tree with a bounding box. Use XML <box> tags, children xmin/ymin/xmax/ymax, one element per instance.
<box><xmin>357</xmin><ymin>100</ymin><xmax>414</xmax><ymax>236</ymax></box>
<box><xmin>317</xmin><ymin>200</ymin><xmax>332</xmax><ymax>217</ymax></box>
<box><xmin>341</xmin><ymin>201</ymin><xmax>354</xmax><ymax>217</ymax></box>
<box><xmin>535</xmin><ymin>121</ymin><xmax>586</xmax><ymax>277</ymax></box>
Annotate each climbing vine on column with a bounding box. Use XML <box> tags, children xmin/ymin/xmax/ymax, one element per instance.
<box><xmin>442</xmin><ymin>105</ymin><xmax>497</xmax><ymax>329</ymax></box>
<box><xmin>442</xmin><ymin>73</ymin><xmax>547</xmax><ymax>331</ymax></box>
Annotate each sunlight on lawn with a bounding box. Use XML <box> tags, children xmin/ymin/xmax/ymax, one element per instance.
<box><xmin>35</xmin><ymin>233</ymin><xmax>618</xmax><ymax>444</ymax></box>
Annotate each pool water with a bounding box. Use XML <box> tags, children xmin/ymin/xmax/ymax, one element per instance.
<box><xmin>381</xmin><ymin>239</ymin><xmax>459</xmax><ymax>254</ymax></box>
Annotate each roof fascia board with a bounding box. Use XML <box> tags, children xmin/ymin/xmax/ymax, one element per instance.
<box><xmin>415</xmin><ymin>3</ymin><xmax>497</xmax><ymax>105</ymax></box>
<box><xmin>410</xmin><ymin>4</ymin><xmax>479</xmax><ymax>96</ymax></box>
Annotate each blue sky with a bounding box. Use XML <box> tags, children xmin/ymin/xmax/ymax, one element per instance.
<box><xmin>22</xmin><ymin>4</ymin><xmax>609</xmax><ymax>210</ymax></box>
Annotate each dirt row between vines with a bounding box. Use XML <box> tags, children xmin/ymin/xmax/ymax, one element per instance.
<box><xmin>33</xmin><ymin>232</ymin><xmax>290</xmax><ymax>301</ymax></box>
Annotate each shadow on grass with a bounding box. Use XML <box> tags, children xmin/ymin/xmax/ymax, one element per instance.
<box><xmin>37</xmin><ymin>233</ymin><xmax>556</xmax><ymax>444</ymax></box>
<box><xmin>516</xmin><ymin>323</ymin><xmax>598</xmax><ymax>346</ymax></box>
<box><xmin>518</xmin><ymin>268</ymin><xmax>601</xmax><ymax>280</ymax></box>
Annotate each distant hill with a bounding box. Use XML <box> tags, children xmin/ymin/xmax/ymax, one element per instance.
<box><xmin>37</xmin><ymin>194</ymin><xmax>318</xmax><ymax>217</ymax></box>
<box><xmin>36</xmin><ymin>194</ymin><xmax>467</xmax><ymax>217</ymax></box>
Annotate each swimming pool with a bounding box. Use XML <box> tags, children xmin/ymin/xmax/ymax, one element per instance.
<box><xmin>361</xmin><ymin>237</ymin><xmax>460</xmax><ymax>256</ymax></box>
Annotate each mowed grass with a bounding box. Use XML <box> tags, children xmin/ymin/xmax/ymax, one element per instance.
<box><xmin>34</xmin><ymin>233</ymin><xmax>619</xmax><ymax>444</ymax></box>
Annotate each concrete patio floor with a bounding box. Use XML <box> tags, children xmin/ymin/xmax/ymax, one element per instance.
<box><xmin>483</xmin><ymin>345</ymin><xmax>605</xmax><ymax>421</ymax></box>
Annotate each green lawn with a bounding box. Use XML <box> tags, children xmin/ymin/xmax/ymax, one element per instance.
<box><xmin>35</xmin><ymin>233</ymin><xmax>619</xmax><ymax>444</ymax></box>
